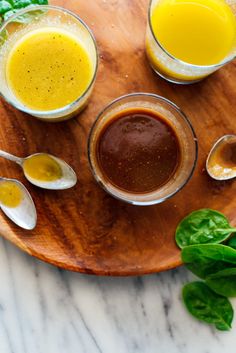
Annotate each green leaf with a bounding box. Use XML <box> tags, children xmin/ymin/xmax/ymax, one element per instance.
<box><xmin>13</xmin><ymin>0</ymin><xmax>33</xmax><ymax>9</ymax></box>
<box><xmin>182</xmin><ymin>244</ymin><xmax>236</xmax><ymax>278</ymax></box>
<box><xmin>32</xmin><ymin>0</ymin><xmax>48</xmax><ymax>4</ymax></box>
<box><xmin>206</xmin><ymin>268</ymin><xmax>236</xmax><ymax>297</ymax></box>
<box><xmin>227</xmin><ymin>235</ymin><xmax>236</xmax><ymax>250</ymax></box>
<box><xmin>182</xmin><ymin>281</ymin><xmax>233</xmax><ymax>331</ymax></box>
<box><xmin>176</xmin><ymin>209</ymin><xmax>236</xmax><ymax>249</ymax></box>
<box><xmin>0</xmin><ymin>0</ymin><xmax>48</xmax><ymax>23</ymax></box>
<box><xmin>0</xmin><ymin>1</ymin><xmax>12</xmax><ymax>15</ymax></box>
<box><xmin>4</xmin><ymin>7</ymin><xmax>45</xmax><ymax>23</ymax></box>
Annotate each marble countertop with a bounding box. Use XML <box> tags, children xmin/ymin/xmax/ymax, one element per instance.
<box><xmin>0</xmin><ymin>237</ymin><xmax>235</xmax><ymax>353</ymax></box>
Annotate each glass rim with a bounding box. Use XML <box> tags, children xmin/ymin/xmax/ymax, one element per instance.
<box><xmin>0</xmin><ymin>5</ymin><xmax>99</xmax><ymax>118</ymax></box>
<box><xmin>88</xmin><ymin>92</ymin><xmax>198</xmax><ymax>206</ymax></box>
<box><xmin>148</xmin><ymin>0</ymin><xmax>235</xmax><ymax>70</ymax></box>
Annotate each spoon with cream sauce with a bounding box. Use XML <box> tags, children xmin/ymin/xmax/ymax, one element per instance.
<box><xmin>206</xmin><ymin>135</ymin><xmax>236</xmax><ymax>180</ymax></box>
<box><xmin>0</xmin><ymin>151</ymin><xmax>77</xmax><ymax>190</ymax></box>
<box><xmin>0</xmin><ymin>177</ymin><xmax>37</xmax><ymax>230</ymax></box>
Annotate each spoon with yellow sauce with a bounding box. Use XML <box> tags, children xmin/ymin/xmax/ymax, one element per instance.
<box><xmin>0</xmin><ymin>151</ymin><xmax>77</xmax><ymax>190</ymax></box>
<box><xmin>206</xmin><ymin>135</ymin><xmax>236</xmax><ymax>180</ymax></box>
<box><xmin>0</xmin><ymin>178</ymin><xmax>37</xmax><ymax>230</ymax></box>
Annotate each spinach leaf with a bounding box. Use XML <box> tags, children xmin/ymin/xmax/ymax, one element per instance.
<box><xmin>0</xmin><ymin>0</ymin><xmax>48</xmax><ymax>23</ymax></box>
<box><xmin>182</xmin><ymin>244</ymin><xmax>236</xmax><ymax>278</ymax></box>
<box><xmin>227</xmin><ymin>235</ymin><xmax>236</xmax><ymax>250</ymax></box>
<box><xmin>12</xmin><ymin>0</ymin><xmax>34</xmax><ymax>9</ymax></box>
<box><xmin>182</xmin><ymin>281</ymin><xmax>233</xmax><ymax>331</ymax></box>
<box><xmin>4</xmin><ymin>8</ymin><xmax>45</xmax><ymax>23</ymax></box>
<box><xmin>0</xmin><ymin>1</ymin><xmax>12</xmax><ymax>16</ymax></box>
<box><xmin>176</xmin><ymin>209</ymin><xmax>236</xmax><ymax>249</ymax></box>
<box><xmin>206</xmin><ymin>268</ymin><xmax>236</xmax><ymax>297</ymax></box>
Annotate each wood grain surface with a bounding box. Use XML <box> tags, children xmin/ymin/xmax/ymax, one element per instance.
<box><xmin>0</xmin><ymin>0</ymin><xmax>235</xmax><ymax>275</ymax></box>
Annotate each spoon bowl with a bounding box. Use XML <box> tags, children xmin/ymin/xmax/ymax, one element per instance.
<box><xmin>23</xmin><ymin>153</ymin><xmax>77</xmax><ymax>190</ymax></box>
<box><xmin>206</xmin><ymin>135</ymin><xmax>236</xmax><ymax>181</ymax></box>
<box><xmin>0</xmin><ymin>178</ymin><xmax>37</xmax><ymax>230</ymax></box>
<box><xmin>0</xmin><ymin>150</ymin><xmax>77</xmax><ymax>190</ymax></box>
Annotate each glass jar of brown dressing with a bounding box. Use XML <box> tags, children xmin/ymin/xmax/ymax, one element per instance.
<box><xmin>88</xmin><ymin>93</ymin><xmax>198</xmax><ymax>206</ymax></box>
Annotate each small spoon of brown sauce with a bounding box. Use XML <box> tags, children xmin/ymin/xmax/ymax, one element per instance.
<box><xmin>206</xmin><ymin>135</ymin><xmax>236</xmax><ymax>181</ymax></box>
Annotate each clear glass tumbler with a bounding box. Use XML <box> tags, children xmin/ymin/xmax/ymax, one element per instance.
<box><xmin>88</xmin><ymin>93</ymin><xmax>198</xmax><ymax>206</ymax></box>
<box><xmin>0</xmin><ymin>5</ymin><xmax>98</xmax><ymax>121</ymax></box>
<box><xmin>146</xmin><ymin>0</ymin><xmax>236</xmax><ymax>84</ymax></box>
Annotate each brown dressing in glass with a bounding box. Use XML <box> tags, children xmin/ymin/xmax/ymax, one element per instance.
<box><xmin>96</xmin><ymin>108</ymin><xmax>181</xmax><ymax>193</ymax></box>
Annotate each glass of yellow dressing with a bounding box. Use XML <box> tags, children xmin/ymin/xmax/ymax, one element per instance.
<box><xmin>146</xmin><ymin>0</ymin><xmax>236</xmax><ymax>84</ymax></box>
<box><xmin>0</xmin><ymin>5</ymin><xmax>98</xmax><ymax>121</ymax></box>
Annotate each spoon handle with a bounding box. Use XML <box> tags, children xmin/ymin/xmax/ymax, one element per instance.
<box><xmin>0</xmin><ymin>150</ymin><xmax>23</xmax><ymax>165</ymax></box>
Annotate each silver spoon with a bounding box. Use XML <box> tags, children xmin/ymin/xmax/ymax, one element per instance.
<box><xmin>206</xmin><ymin>135</ymin><xmax>236</xmax><ymax>181</ymax></box>
<box><xmin>0</xmin><ymin>150</ymin><xmax>77</xmax><ymax>190</ymax></box>
<box><xmin>0</xmin><ymin>177</ymin><xmax>37</xmax><ymax>230</ymax></box>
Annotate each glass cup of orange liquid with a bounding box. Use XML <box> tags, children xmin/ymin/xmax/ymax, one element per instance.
<box><xmin>146</xmin><ymin>0</ymin><xmax>236</xmax><ymax>84</ymax></box>
<box><xmin>0</xmin><ymin>5</ymin><xmax>98</xmax><ymax>121</ymax></box>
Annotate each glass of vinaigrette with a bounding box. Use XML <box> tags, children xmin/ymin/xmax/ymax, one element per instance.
<box><xmin>146</xmin><ymin>0</ymin><xmax>236</xmax><ymax>84</ymax></box>
<box><xmin>0</xmin><ymin>6</ymin><xmax>98</xmax><ymax>121</ymax></box>
<box><xmin>88</xmin><ymin>93</ymin><xmax>198</xmax><ymax>206</ymax></box>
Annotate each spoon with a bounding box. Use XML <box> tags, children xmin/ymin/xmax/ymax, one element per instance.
<box><xmin>0</xmin><ymin>177</ymin><xmax>37</xmax><ymax>230</ymax></box>
<box><xmin>206</xmin><ymin>135</ymin><xmax>236</xmax><ymax>181</ymax></box>
<box><xmin>0</xmin><ymin>150</ymin><xmax>77</xmax><ymax>190</ymax></box>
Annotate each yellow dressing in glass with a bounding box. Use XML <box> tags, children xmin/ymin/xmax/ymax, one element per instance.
<box><xmin>23</xmin><ymin>154</ymin><xmax>62</xmax><ymax>182</ymax></box>
<box><xmin>151</xmin><ymin>0</ymin><xmax>236</xmax><ymax>66</ymax></box>
<box><xmin>6</xmin><ymin>27</ymin><xmax>93</xmax><ymax>111</ymax></box>
<box><xmin>146</xmin><ymin>40</ymin><xmax>206</xmax><ymax>81</ymax></box>
<box><xmin>0</xmin><ymin>181</ymin><xmax>22</xmax><ymax>208</ymax></box>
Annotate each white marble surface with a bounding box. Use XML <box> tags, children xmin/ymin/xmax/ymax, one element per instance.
<box><xmin>0</xmin><ymin>237</ymin><xmax>235</xmax><ymax>353</ymax></box>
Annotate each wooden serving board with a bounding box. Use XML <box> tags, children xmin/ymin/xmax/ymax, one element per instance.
<box><xmin>0</xmin><ymin>0</ymin><xmax>235</xmax><ymax>275</ymax></box>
